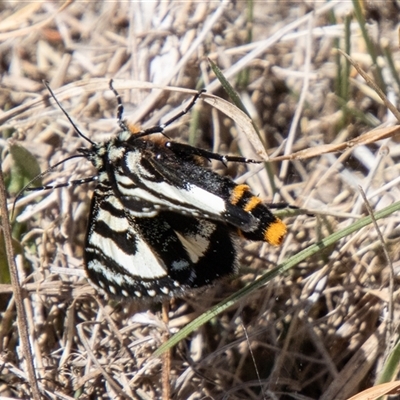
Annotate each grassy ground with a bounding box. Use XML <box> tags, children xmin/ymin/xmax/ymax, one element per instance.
<box><xmin>1</xmin><ymin>1</ymin><xmax>400</xmax><ymax>399</ymax></box>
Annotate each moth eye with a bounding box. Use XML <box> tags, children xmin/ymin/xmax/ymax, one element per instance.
<box><xmin>165</xmin><ymin>141</ymin><xmax>171</xmax><ymax>148</ymax></box>
<box><xmin>156</xmin><ymin>153</ymin><xmax>162</xmax><ymax>160</ymax></box>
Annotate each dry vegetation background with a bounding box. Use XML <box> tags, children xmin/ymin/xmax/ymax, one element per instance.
<box><xmin>1</xmin><ymin>1</ymin><xmax>400</xmax><ymax>399</ymax></box>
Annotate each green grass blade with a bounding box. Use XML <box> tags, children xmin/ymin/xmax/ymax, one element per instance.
<box><xmin>154</xmin><ymin>201</ymin><xmax>400</xmax><ymax>356</ymax></box>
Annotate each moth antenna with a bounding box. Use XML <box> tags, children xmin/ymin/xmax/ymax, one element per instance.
<box><xmin>135</xmin><ymin>89</ymin><xmax>206</xmax><ymax>138</ymax></box>
<box><xmin>43</xmin><ymin>81</ymin><xmax>96</xmax><ymax>146</ymax></box>
<box><xmin>12</xmin><ymin>154</ymin><xmax>86</xmax><ymax>220</ymax></box>
<box><xmin>158</xmin><ymin>89</ymin><xmax>205</xmax><ymax>130</ymax></box>
<box><xmin>109</xmin><ymin>79</ymin><xmax>127</xmax><ymax>131</ymax></box>
<box><xmin>108</xmin><ymin>80</ymin><xmax>204</xmax><ymax>140</ymax></box>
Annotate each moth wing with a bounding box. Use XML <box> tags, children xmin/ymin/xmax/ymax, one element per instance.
<box><xmin>159</xmin><ymin>212</ymin><xmax>238</xmax><ymax>286</ymax></box>
<box><xmin>118</xmin><ymin>151</ymin><xmax>259</xmax><ymax>231</ymax></box>
<box><xmin>84</xmin><ymin>191</ymin><xmax>238</xmax><ymax>298</ymax></box>
<box><xmin>84</xmin><ymin>191</ymin><xmax>168</xmax><ymax>297</ymax></box>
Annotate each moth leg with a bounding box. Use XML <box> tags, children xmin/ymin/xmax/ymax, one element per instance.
<box><xmin>137</xmin><ymin>91</ymin><xmax>204</xmax><ymax>136</ymax></box>
<box><xmin>109</xmin><ymin>79</ymin><xmax>204</xmax><ymax>136</ymax></box>
<box><xmin>265</xmin><ymin>202</ymin><xmax>303</xmax><ymax>213</ymax></box>
<box><xmin>26</xmin><ymin>176</ymin><xmax>98</xmax><ymax>192</ymax></box>
<box><xmin>164</xmin><ymin>141</ymin><xmax>261</xmax><ymax>166</ymax></box>
<box><xmin>265</xmin><ymin>202</ymin><xmax>290</xmax><ymax>210</ymax></box>
<box><xmin>150</xmin><ymin>89</ymin><xmax>206</xmax><ymax>132</ymax></box>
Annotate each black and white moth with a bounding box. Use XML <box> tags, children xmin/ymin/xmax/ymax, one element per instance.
<box><xmin>31</xmin><ymin>81</ymin><xmax>287</xmax><ymax>299</ymax></box>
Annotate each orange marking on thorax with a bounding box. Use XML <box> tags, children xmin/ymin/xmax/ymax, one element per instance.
<box><xmin>126</xmin><ymin>122</ymin><xmax>141</xmax><ymax>134</ymax></box>
<box><xmin>126</xmin><ymin>122</ymin><xmax>168</xmax><ymax>145</ymax></box>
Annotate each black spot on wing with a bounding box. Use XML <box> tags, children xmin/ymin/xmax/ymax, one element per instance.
<box><xmin>162</xmin><ymin>212</ymin><xmax>238</xmax><ymax>286</ymax></box>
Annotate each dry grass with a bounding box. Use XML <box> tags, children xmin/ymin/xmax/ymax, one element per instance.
<box><xmin>1</xmin><ymin>1</ymin><xmax>400</xmax><ymax>399</ymax></box>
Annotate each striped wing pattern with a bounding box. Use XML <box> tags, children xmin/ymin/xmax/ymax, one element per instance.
<box><xmin>85</xmin><ymin>187</ymin><xmax>237</xmax><ymax>298</ymax></box>
<box><xmin>83</xmin><ymin>134</ymin><xmax>286</xmax><ymax>299</ymax></box>
<box><xmin>37</xmin><ymin>83</ymin><xmax>287</xmax><ymax>299</ymax></box>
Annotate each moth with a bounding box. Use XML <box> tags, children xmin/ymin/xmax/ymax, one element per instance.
<box><xmin>28</xmin><ymin>81</ymin><xmax>287</xmax><ymax>299</ymax></box>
